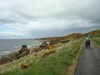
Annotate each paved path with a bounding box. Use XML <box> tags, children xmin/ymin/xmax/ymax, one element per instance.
<box><xmin>75</xmin><ymin>41</ymin><xmax>100</xmax><ymax>75</ymax></box>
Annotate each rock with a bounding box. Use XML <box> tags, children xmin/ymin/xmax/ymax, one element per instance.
<box><xmin>18</xmin><ymin>45</ymin><xmax>30</xmax><ymax>59</ymax></box>
<box><xmin>0</xmin><ymin>52</ymin><xmax>19</xmax><ymax>65</ymax></box>
<box><xmin>18</xmin><ymin>50</ymin><xmax>29</xmax><ymax>58</ymax></box>
<box><xmin>19</xmin><ymin>45</ymin><xmax>30</xmax><ymax>54</ymax></box>
<box><xmin>40</xmin><ymin>41</ymin><xmax>48</xmax><ymax>49</ymax></box>
<box><xmin>0</xmin><ymin>45</ymin><xmax>30</xmax><ymax>65</ymax></box>
<box><xmin>19</xmin><ymin>45</ymin><xmax>28</xmax><ymax>53</ymax></box>
<box><xmin>0</xmin><ymin>56</ymin><xmax>10</xmax><ymax>65</ymax></box>
<box><xmin>9</xmin><ymin>52</ymin><xmax>19</xmax><ymax>61</ymax></box>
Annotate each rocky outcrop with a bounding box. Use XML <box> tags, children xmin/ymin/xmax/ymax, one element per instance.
<box><xmin>0</xmin><ymin>52</ymin><xmax>19</xmax><ymax>65</ymax></box>
<box><xmin>19</xmin><ymin>45</ymin><xmax>29</xmax><ymax>53</ymax></box>
<box><xmin>0</xmin><ymin>45</ymin><xmax>30</xmax><ymax>65</ymax></box>
<box><xmin>39</xmin><ymin>41</ymin><xmax>48</xmax><ymax>49</ymax></box>
<box><xmin>18</xmin><ymin>45</ymin><xmax>30</xmax><ymax>59</ymax></box>
<box><xmin>0</xmin><ymin>41</ymin><xmax>57</xmax><ymax>65</ymax></box>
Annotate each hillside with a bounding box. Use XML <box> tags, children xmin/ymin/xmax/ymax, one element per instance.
<box><xmin>35</xmin><ymin>33</ymin><xmax>84</xmax><ymax>43</ymax></box>
<box><xmin>89</xmin><ymin>30</ymin><xmax>100</xmax><ymax>37</ymax></box>
<box><xmin>35</xmin><ymin>29</ymin><xmax>100</xmax><ymax>42</ymax></box>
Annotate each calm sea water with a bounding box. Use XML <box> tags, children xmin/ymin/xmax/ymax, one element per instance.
<box><xmin>0</xmin><ymin>39</ymin><xmax>42</xmax><ymax>57</ymax></box>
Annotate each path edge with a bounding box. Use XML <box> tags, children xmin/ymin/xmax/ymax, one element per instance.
<box><xmin>67</xmin><ymin>41</ymin><xmax>84</xmax><ymax>75</ymax></box>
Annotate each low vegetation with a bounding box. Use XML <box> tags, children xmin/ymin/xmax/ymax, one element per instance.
<box><xmin>89</xmin><ymin>30</ymin><xmax>100</xmax><ymax>46</ymax></box>
<box><xmin>93</xmin><ymin>37</ymin><xmax>100</xmax><ymax>46</ymax></box>
<box><xmin>0</xmin><ymin>39</ymin><xmax>83</xmax><ymax>75</ymax></box>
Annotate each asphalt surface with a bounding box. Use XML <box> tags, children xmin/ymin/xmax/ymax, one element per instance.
<box><xmin>75</xmin><ymin>41</ymin><xmax>100</xmax><ymax>75</ymax></box>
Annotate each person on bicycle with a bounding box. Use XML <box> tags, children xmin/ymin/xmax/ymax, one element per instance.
<box><xmin>86</xmin><ymin>33</ymin><xmax>91</xmax><ymax>48</ymax></box>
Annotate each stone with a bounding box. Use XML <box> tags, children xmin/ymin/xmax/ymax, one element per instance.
<box><xmin>0</xmin><ymin>52</ymin><xmax>19</xmax><ymax>65</ymax></box>
<box><xmin>0</xmin><ymin>45</ymin><xmax>30</xmax><ymax>65</ymax></box>
<box><xmin>40</xmin><ymin>41</ymin><xmax>48</xmax><ymax>49</ymax></box>
<box><xmin>18</xmin><ymin>45</ymin><xmax>30</xmax><ymax>59</ymax></box>
<box><xmin>19</xmin><ymin>45</ymin><xmax>28</xmax><ymax>53</ymax></box>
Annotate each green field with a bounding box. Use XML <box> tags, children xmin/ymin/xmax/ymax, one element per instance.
<box><xmin>0</xmin><ymin>39</ymin><xmax>83</xmax><ymax>75</ymax></box>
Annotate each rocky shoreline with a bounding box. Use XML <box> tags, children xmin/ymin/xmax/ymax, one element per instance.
<box><xmin>0</xmin><ymin>31</ymin><xmax>87</xmax><ymax>65</ymax></box>
<box><xmin>0</xmin><ymin>39</ymin><xmax>71</xmax><ymax>65</ymax></box>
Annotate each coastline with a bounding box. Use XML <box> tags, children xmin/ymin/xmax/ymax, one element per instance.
<box><xmin>0</xmin><ymin>39</ymin><xmax>42</xmax><ymax>59</ymax></box>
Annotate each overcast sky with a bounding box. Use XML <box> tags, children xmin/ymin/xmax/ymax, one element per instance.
<box><xmin>0</xmin><ymin>0</ymin><xmax>100</xmax><ymax>39</ymax></box>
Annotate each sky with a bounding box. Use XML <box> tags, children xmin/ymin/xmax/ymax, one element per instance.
<box><xmin>0</xmin><ymin>0</ymin><xmax>100</xmax><ymax>39</ymax></box>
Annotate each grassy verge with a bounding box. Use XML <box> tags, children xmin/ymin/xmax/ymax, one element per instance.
<box><xmin>92</xmin><ymin>37</ymin><xmax>100</xmax><ymax>46</ymax></box>
<box><xmin>0</xmin><ymin>39</ymin><xmax>83</xmax><ymax>75</ymax></box>
<box><xmin>67</xmin><ymin>41</ymin><xmax>83</xmax><ymax>75</ymax></box>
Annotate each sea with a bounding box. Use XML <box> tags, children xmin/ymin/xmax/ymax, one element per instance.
<box><xmin>0</xmin><ymin>39</ymin><xmax>42</xmax><ymax>57</ymax></box>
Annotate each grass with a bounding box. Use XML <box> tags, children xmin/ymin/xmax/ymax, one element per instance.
<box><xmin>92</xmin><ymin>37</ymin><xmax>100</xmax><ymax>46</ymax></box>
<box><xmin>0</xmin><ymin>39</ymin><xmax>83</xmax><ymax>75</ymax></box>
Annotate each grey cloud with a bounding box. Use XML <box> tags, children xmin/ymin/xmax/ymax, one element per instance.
<box><xmin>0</xmin><ymin>0</ymin><xmax>100</xmax><ymax>38</ymax></box>
<box><xmin>0</xmin><ymin>18</ymin><xmax>14</xmax><ymax>24</ymax></box>
<box><xmin>29</xmin><ymin>24</ymin><xmax>100</xmax><ymax>38</ymax></box>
